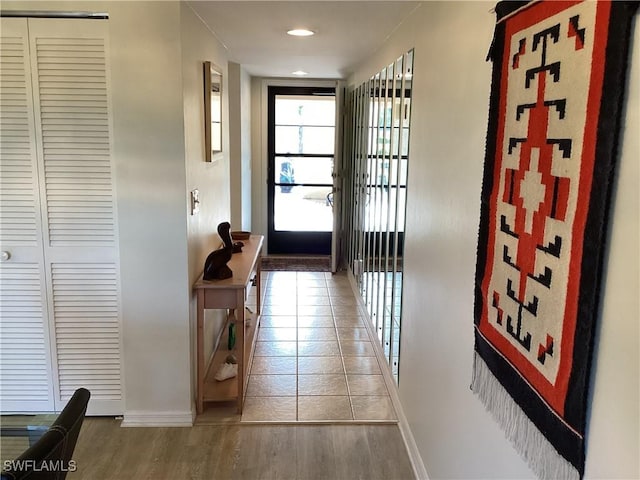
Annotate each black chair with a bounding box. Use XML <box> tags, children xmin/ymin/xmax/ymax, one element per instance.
<box><xmin>1</xmin><ymin>388</ymin><xmax>90</xmax><ymax>480</ymax></box>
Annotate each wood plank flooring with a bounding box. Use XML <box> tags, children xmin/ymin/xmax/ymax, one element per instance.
<box><xmin>68</xmin><ymin>417</ymin><xmax>415</xmax><ymax>479</ymax></box>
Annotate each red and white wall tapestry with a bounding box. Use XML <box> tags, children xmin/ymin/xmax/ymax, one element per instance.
<box><xmin>473</xmin><ymin>1</ymin><xmax>638</xmax><ymax>479</ymax></box>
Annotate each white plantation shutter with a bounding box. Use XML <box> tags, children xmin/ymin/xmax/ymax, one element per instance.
<box><xmin>28</xmin><ymin>19</ymin><xmax>122</xmax><ymax>414</ymax></box>
<box><xmin>51</xmin><ymin>264</ymin><xmax>120</xmax><ymax>403</ymax></box>
<box><xmin>0</xmin><ymin>33</ymin><xmax>38</xmax><ymax>246</ymax></box>
<box><xmin>0</xmin><ymin>19</ymin><xmax>55</xmax><ymax>412</ymax></box>
<box><xmin>34</xmin><ymin>35</ymin><xmax>115</xmax><ymax>246</ymax></box>
<box><xmin>0</xmin><ymin>18</ymin><xmax>122</xmax><ymax>415</ymax></box>
<box><xmin>0</xmin><ymin>264</ymin><xmax>52</xmax><ymax>411</ymax></box>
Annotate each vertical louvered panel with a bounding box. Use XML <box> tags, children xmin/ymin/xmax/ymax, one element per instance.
<box><xmin>51</xmin><ymin>263</ymin><xmax>121</xmax><ymax>402</ymax></box>
<box><xmin>0</xmin><ymin>19</ymin><xmax>54</xmax><ymax>413</ymax></box>
<box><xmin>0</xmin><ymin>264</ymin><xmax>52</xmax><ymax>410</ymax></box>
<box><xmin>28</xmin><ymin>19</ymin><xmax>123</xmax><ymax>415</ymax></box>
<box><xmin>0</xmin><ymin>33</ymin><xmax>39</xmax><ymax>245</ymax></box>
<box><xmin>34</xmin><ymin>36</ymin><xmax>114</xmax><ymax>246</ymax></box>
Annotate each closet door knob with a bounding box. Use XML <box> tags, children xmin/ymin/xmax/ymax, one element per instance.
<box><xmin>0</xmin><ymin>251</ymin><xmax>11</xmax><ymax>262</ymax></box>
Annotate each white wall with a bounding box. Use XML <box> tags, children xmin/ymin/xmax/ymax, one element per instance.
<box><xmin>228</xmin><ymin>62</ymin><xmax>252</xmax><ymax>231</ymax></box>
<box><xmin>349</xmin><ymin>2</ymin><xmax>639</xmax><ymax>479</ymax></box>
<box><xmin>250</xmin><ymin>77</ymin><xmax>267</xmax><ymax>238</ymax></box>
<box><xmin>240</xmin><ymin>67</ymin><xmax>253</xmax><ymax>233</ymax></box>
<box><xmin>108</xmin><ymin>0</ymin><xmax>193</xmax><ymax>424</ymax></box>
<box><xmin>180</xmin><ymin>2</ymin><xmax>232</xmax><ymax>415</ymax></box>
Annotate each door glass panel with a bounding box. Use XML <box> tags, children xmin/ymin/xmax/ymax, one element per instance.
<box><xmin>274</xmin><ymin>156</ymin><xmax>333</xmax><ymax>186</ymax></box>
<box><xmin>275</xmin><ymin>126</ymin><xmax>335</xmax><ymax>154</ymax></box>
<box><xmin>276</xmin><ymin>96</ymin><xmax>335</xmax><ymax>126</ymax></box>
<box><xmin>274</xmin><ymin>186</ymin><xmax>333</xmax><ymax>232</ymax></box>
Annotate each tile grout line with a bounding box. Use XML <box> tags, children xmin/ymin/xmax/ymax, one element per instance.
<box><xmin>328</xmin><ymin>273</ymin><xmax>357</xmax><ymax>421</ymax></box>
<box><xmin>295</xmin><ymin>272</ymin><xmax>299</xmax><ymax>422</ymax></box>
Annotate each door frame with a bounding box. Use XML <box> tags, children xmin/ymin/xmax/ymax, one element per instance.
<box><xmin>265</xmin><ymin>84</ymin><xmax>337</xmax><ymax>255</ymax></box>
<box><xmin>256</xmin><ymin>79</ymin><xmax>338</xmax><ymax>255</ymax></box>
<box><xmin>331</xmin><ymin>82</ymin><xmax>345</xmax><ymax>273</ymax></box>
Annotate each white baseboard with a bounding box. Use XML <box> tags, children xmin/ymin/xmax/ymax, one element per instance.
<box><xmin>121</xmin><ymin>410</ymin><xmax>194</xmax><ymax>427</ymax></box>
<box><xmin>347</xmin><ymin>271</ymin><xmax>429</xmax><ymax>480</ymax></box>
<box><xmin>395</xmin><ymin>394</ymin><xmax>430</xmax><ymax>480</ymax></box>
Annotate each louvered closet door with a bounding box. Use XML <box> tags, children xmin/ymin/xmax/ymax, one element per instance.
<box><xmin>28</xmin><ymin>18</ymin><xmax>122</xmax><ymax>415</ymax></box>
<box><xmin>0</xmin><ymin>18</ymin><xmax>55</xmax><ymax>413</ymax></box>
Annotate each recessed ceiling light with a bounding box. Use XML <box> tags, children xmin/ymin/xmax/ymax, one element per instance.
<box><xmin>292</xmin><ymin>70</ymin><xmax>309</xmax><ymax>76</ymax></box>
<box><xmin>287</xmin><ymin>29</ymin><xmax>315</xmax><ymax>37</ymax></box>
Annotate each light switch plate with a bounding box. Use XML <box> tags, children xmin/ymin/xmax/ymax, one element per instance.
<box><xmin>191</xmin><ymin>189</ymin><xmax>200</xmax><ymax>215</ymax></box>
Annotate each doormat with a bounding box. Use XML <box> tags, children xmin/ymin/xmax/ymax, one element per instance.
<box><xmin>261</xmin><ymin>256</ymin><xmax>331</xmax><ymax>272</ymax></box>
<box><xmin>472</xmin><ymin>1</ymin><xmax>638</xmax><ymax>479</ymax></box>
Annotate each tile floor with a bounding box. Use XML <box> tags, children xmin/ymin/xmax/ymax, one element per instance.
<box><xmin>240</xmin><ymin>270</ymin><xmax>397</xmax><ymax>423</ymax></box>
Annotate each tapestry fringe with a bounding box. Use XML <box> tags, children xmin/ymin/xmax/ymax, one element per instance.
<box><xmin>472</xmin><ymin>353</ymin><xmax>579</xmax><ymax>480</ymax></box>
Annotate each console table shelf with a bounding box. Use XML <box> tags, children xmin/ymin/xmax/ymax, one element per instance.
<box><xmin>202</xmin><ymin>308</ymin><xmax>258</xmax><ymax>402</ymax></box>
<box><xmin>194</xmin><ymin>235</ymin><xmax>263</xmax><ymax>415</ymax></box>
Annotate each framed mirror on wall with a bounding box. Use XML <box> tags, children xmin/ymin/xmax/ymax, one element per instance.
<box><xmin>204</xmin><ymin>61</ymin><xmax>222</xmax><ymax>162</ymax></box>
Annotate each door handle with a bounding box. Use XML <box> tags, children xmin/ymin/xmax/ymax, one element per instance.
<box><xmin>1</xmin><ymin>251</ymin><xmax>11</xmax><ymax>262</ymax></box>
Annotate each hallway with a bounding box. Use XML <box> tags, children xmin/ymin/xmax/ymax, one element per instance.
<box><xmin>198</xmin><ymin>270</ymin><xmax>398</xmax><ymax>423</ymax></box>
<box><xmin>0</xmin><ymin>2</ymin><xmax>636</xmax><ymax>479</ymax></box>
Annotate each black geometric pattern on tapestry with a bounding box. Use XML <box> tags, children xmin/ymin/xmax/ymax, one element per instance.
<box><xmin>568</xmin><ymin>16</ymin><xmax>586</xmax><ymax>49</ymax></box>
<box><xmin>537</xmin><ymin>334</ymin><xmax>554</xmax><ymax>366</ymax></box>
<box><xmin>491</xmin><ymin>9</ymin><xmax>576</xmax><ymax>344</ymax></box>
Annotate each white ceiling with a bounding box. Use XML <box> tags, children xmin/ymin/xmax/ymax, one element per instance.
<box><xmin>187</xmin><ymin>1</ymin><xmax>422</xmax><ymax>79</ymax></box>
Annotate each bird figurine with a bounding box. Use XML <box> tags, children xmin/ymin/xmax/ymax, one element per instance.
<box><xmin>203</xmin><ymin>222</ymin><xmax>234</xmax><ymax>280</ymax></box>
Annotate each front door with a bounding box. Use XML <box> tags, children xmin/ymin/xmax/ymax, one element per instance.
<box><xmin>267</xmin><ymin>86</ymin><xmax>336</xmax><ymax>254</ymax></box>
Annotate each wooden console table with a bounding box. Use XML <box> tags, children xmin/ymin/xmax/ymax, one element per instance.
<box><xmin>194</xmin><ymin>235</ymin><xmax>263</xmax><ymax>414</ymax></box>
